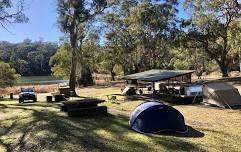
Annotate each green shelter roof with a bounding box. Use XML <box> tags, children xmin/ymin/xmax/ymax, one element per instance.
<box><xmin>124</xmin><ymin>69</ymin><xmax>195</xmax><ymax>82</ymax></box>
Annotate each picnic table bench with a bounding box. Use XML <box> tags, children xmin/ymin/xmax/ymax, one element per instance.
<box><xmin>60</xmin><ymin>98</ymin><xmax>107</xmax><ymax>117</ymax></box>
<box><xmin>61</xmin><ymin>98</ymin><xmax>105</xmax><ymax>111</ymax></box>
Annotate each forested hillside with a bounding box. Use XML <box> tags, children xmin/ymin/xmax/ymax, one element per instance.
<box><xmin>0</xmin><ymin>39</ymin><xmax>58</xmax><ymax>76</ymax></box>
<box><xmin>0</xmin><ymin>0</ymin><xmax>241</xmax><ymax>88</ymax></box>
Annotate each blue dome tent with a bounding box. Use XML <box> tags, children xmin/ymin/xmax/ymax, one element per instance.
<box><xmin>129</xmin><ymin>101</ymin><xmax>188</xmax><ymax>133</ymax></box>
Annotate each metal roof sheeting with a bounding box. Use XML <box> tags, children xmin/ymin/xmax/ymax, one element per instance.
<box><xmin>124</xmin><ymin>69</ymin><xmax>195</xmax><ymax>82</ymax></box>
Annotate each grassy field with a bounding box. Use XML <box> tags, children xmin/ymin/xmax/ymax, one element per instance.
<box><xmin>0</xmin><ymin>86</ymin><xmax>241</xmax><ymax>152</ymax></box>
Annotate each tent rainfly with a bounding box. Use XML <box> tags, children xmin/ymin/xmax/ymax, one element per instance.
<box><xmin>203</xmin><ymin>82</ymin><xmax>241</xmax><ymax>108</ymax></box>
<box><xmin>129</xmin><ymin>101</ymin><xmax>188</xmax><ymax>133</ymax></box>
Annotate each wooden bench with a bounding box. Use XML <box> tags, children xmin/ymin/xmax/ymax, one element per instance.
<box><xmin>61</xmin><ymin>98</ymin><xmax>107</xmax><ymax>117</ymax></box>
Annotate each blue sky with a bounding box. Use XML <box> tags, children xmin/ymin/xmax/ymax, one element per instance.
<box><xmin>0</xmin><ymin>0</ymin><xmax>189</xmax><ymax>43</ymax></box>
<box><xmin>0</xmin><ymin>0</ymin><xmax>62</xmax><ymax>43</ymax></box>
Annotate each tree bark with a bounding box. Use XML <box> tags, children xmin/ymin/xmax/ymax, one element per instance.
<box><xmin>110</xmin><ymin>70</ymin><xmax>115</xmax><ymax>81</ymax></box>
<box><xmin>220</xmin><ymin>65</ymin><xmax>229</xmax><ymax>77</ymax></box>
<box><xmin>217</xmin><ymin>60</ymin><xmax>229</xmax><ymax>77</ymax></box>
<box><xmin>69</xmin><ymin>31</ymin><xmax>78</xmax><ymax>95</ymax></box>
<box><xmin>69</xmin><ymin>48</ymin><xmax>77</xmax><ymax>94</ymax></box>
<box><xmin>239</xmin><ymin>47</ymin><xmax>241</xmax><ymax>72</ymax></box>
<box><xmin>203</xmin><ymin>40</ymin><xmax>229</xmax><ymax>77</ymax></box>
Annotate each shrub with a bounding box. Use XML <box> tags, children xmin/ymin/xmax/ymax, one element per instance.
<box><xmin>0</xmin><ymin>61</ymin><xmax>20</xmax><ymax>87</ymax></box>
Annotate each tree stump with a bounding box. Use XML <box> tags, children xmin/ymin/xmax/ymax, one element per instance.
<box><xmin>46</xmin><ymin>96</ymin><xmax>53</xmax><ymax>102</ymax></box>
<box><xmin>10</xmin><ymin>93</ymin><xmax>13</xmax><ymax>99</ymax></box>
<box><xmin>55</xmin><ymin>94</ymin><xmax>66</xmax><ymax>102</ymax></box>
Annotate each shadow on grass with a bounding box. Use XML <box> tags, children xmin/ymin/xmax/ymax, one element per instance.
<box><xmin>0</xmin><ymin>98</ymin><xmax>18</xmax><ymax>102</ymax></box>
<box><xmin>155</xmin><ymin>125</ymin><xmax>204</xmax><ymax>138</ymax></box>
<box><xmin>0</xmin><ymin>103</ymin><xmax>204</xmax><ymax>152</ymax></box>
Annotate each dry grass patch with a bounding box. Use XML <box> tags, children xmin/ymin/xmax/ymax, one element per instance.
<box><xmin>0</xmin><ymin>85</ymin><xmax>58</xmax><ymax>96</ymax></box>
<box><xmin>0</xmin><ymin>86</ymin><xmax>241</xmax><ymax>152</ymax></box>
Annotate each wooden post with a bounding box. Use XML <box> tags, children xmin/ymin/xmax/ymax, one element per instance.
<box><xmin>10</xmin><ymin>93</ymin><xmax>13</xmax><ymax>99</ymax></box>
<box><xmin>137</xmin><ymin>80</ymin><xmax>139</xmax><ymax>90</ymax></box>
<box><xmin>239</xmin><ymin>46</ymin><xmax>241</xmax><ymax>72</ymax></box>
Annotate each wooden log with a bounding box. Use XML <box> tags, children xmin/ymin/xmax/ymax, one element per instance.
<box><xmin>68</xmin><ymin>106</ymin><xmax>107</xmax><ymax>117</ymax></box>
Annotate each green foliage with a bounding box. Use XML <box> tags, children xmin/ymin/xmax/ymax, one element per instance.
<box><xmin>113</xmin><ymin>64</ymin><xmax>124</xmax><ymax>79</ymax></box>
<box><xmin>183</xmin><ymin>0</ymin><xmax>241</xmax><ymax>77</ymax></box>
<box><xmin>78</xmin><ymin>67</ymin><xmax>94</xmax><ymax>87</ymax></box>
<box><xmin>50</xmin><ymin>30</ymin><xmax>101</xmax><ymax>85</ymax></box>
<box><xmin>0</xmin><ymin>0</ymin><xmax>28</xmax><ymax>30</ymax></box>
<box><xmin>0</xmin><ymin>61</ymin><xmax>20</xmax><ymax>87</ymax></box>
<box><xmin>49</xmin><ymin>43</ymin><xmax>72</xmax><ymax>79</ymax></box>
<box><xmin>103</xmin><ymin>0</ymin><xmax>178</xmax><ymax>75</ymax></box>
<box><xmin>173</xmin><ymin>59</ymin><xmax>189</xmax><ymax>70</ymax></box>
<box><xmin>57</xmin><ymin>0</ymin><xmax>108</xmax><ymax>90</ymax></box>
<box><xmin>0</xmin><ymin>40</ymin><xmax>58</xmax><ymax>76</ymax></box>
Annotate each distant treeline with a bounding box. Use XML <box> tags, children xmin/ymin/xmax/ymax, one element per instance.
<box><xmin>0</xmin><ymin>39</ymin><xmax>58</xmax><ymax>76</ymax></box>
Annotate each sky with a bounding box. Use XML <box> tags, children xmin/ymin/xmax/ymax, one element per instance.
<box><xmin>0</xmin><ymin>0</ymin><xmax>189</xmax><ymax>43</ymax></box>
<box><xmin>0</xmin><ymin>0</ymin><xmax>62</xmax><ymax>43</ymax></box>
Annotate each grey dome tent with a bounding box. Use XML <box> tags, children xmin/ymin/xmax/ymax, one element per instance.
<box><xmin>129</xmin><ymin>101</ymin><xmax>188</xmax><ymax>133</ymax></box>
<box><xmin>203</xmin><ymin>82</ymin><xmax>241</xmax><ymax>108</ymax></box>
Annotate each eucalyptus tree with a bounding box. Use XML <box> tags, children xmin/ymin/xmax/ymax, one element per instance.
<box><xmin>0</xmin><ymin>0</ymin><xmax>28</xmax><ymax>30</ymax></box>
<box><xmin>103</xmin><ymin>0</ymin><xmax>178</xmax><ymax>74</ymax></box>
<box><xmin>57</xmin><ymin>0</ymin><xmax>108</xmax><ymax>93</ymax></box>
<box><xmin>50</xmin><ymin>30</ymin><xmax>101</xmax><ymax>86</ymax></box>
<box><xmin>229</xmin><ymin>21</ymin><xmax>241</xmax><ymax>71</ymax></box>
<box><xmin>183</xmin><ymin>0</ymin><xmax>241</xmax><ymax>77</ymax></box>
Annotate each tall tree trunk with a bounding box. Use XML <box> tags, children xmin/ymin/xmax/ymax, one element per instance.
<box><xmin>239</xmin><ymin>47</ymin><xmax>241</xmax><ymax>72</ymax></box>
<box><xmin>69</xmin><ymin>48</ymin><xmax>77</xmax><ymax>93</ymax></box>
<box><xmin>221</xmin><ymin>35</ymin><xmax>229</xmax><ymax>77</ymax></box>
<box><xmin>218</xmin><ymin>61</ymin><xmax>229</xmax><ymax>77</ymax></box>
<box><xmin>220</xmin><ymin>65</ymin><xmax>229</xmax><ymax>77</ymax></box>
<box><xmin>69</xmin><ymin>33</ymin><xmax>78</xmax><ymax>95</ymax></box>
<box><xmin>110</xmin><ymin>71</ymin><xmax>115</xmax><ymax>81</ymax></box>
<box><xmin>134</xmin><ymin>64</ymin><xmax>139</xmax><ymax>73</ymax></box>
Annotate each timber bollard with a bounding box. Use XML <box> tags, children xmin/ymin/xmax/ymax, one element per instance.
<box><xmin>10</xmin><ymin>93</ymin><xmax>13</xmax><ymax>99</ymax></box>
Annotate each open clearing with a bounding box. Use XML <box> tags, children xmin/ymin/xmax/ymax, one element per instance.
<box><xmin>0</xmin><ymin>86</ymin><xmax>241</xmax><ymax>152</ymax></box>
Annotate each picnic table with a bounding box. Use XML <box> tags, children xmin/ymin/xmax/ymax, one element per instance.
<box><xmin>60</xmin><ymin>98</ymin><xmax>107</xmax><ymax>117</ymax></box>
<box><xmin>61</xmin><ymin>98</ymin><xmax>105</xmax><ymax>111</ymax></box>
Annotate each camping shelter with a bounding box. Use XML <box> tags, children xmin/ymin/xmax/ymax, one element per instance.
<box><xmin>203</xmin><ymin>82</ymin><xmax>241</xmax><ymax>108</ymax></box>
<box><xmin>129</xmin><ymin>101</ymin><xmax>188</xmax><ymax>133</ymax></box>
<box><xmin>124</xmin><ymin>69</ymin><xmax>195</xmax><ymax>91</ymax></box>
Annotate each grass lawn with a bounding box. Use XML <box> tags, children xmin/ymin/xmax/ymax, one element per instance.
<box><xmin>0</xmin><ymin>86</ymin><xmax>241</xmax><ymax>152</ymax></box>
